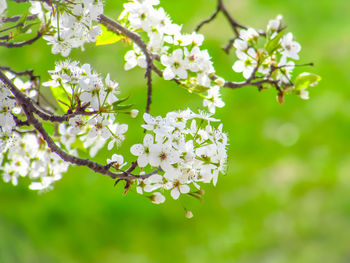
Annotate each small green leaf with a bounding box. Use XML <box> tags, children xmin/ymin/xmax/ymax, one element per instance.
<box><xmin>113</xmin><ymin>104</ymin><xmax>134</xmax><ymax>111</ymax></box>
<box><xmin>49</xmin><ymin>86</ymin><xmax>71</xmax><ymax>112</ymax></box>
<box><xmin>96</xmin><ymin>25</ymin><xmax>123</xmax><ymax>46</ymax></box>
<box><xmin>294</xmin><ymin>73</ymin><xmax>321</xmax><ymax>90</ymax></box>
<box><xmin>112</xmin><ymin>95</ymin><xmax>131</xmax><ymax>107</ymax></box>
<box><xmin>264</xmin><ymin>30</ymin><xmax>285</xmax><ymax>55</ymax></box>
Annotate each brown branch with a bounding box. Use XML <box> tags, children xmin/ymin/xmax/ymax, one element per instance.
<box><xmin>2</xmin><ymin>14</ymin><xmax>38</xmax><ymax>23</ymax></box>
<box><xmin>0</xmin><ymin>71</ymin><xmax>156</xmax><ymax>181</ymax></box>
<box><xmin>224</xmin><ymin>78</ymin><xmax>278</xmax><ymax>90</ymax></box>
<box><xmin>145</xmin><ymin>62</ymin><xmax>152</xmax><ymax>113</ymax></box>
<box><xmin>98</xmin><ymin>14</ymin><xmax>155</xmax><ymax>113</ymax></box>
<box><xmin>195</xmin><ymin>5</ymin><xmax>220</xmax><ymax>32</ymax></box>
<box><xmin>0</xmin><ymin>66</ymin><xmax>39</xmax><ymax>81</ymax></box>
<box><xmin>12</xmin><ymin>113</ymin><xmax>30</xmax><ymax>127</ymax></box>
<box><xmin>0</xmin><ymin>22</ymin><xmax>24</xmax><ymax>33</ymax></box>
<box><xmin>222</xmin><ymin>37</ymin><xmax>237</xmax><ymax>53</ymax></box>
<box><xmin>98</xmin><ymin>13</ymin><xmax>283</xmax><ymax>108</ymax></box>
<box><xmin>196</xmin><ymin>0</ymin><xmax>247</xmax><ymax>35</ymax></box>
<box><xmin>195</xmin><ymin>0</ymin><xmax>248</xmax><ymax>53</ymax></box>
<box><xmin>221</xmin><ymin>63</ymin><xmax>280</xmax><ymax>91</ymax></box>
<box><xmin>0</xmin><ymin>31</ymin><xmax>43</xmax><ymax>48</ymax></box>
<box><xmin>98</xmin><ymin>14</ymin><xmax>282</xmax><ymax>105</ymax></box>
<box><xmin>218</xmin><ymin>0</ymin><xmax>247</xmax><ymax>35</ymax></box>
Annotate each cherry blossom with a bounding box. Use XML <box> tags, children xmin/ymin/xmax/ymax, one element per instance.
<box><xmin>161</xmin><ymin>49</ymin><xmax>188</xmax><ymax>80</ymax></box>
<box><xmin>280</xmin><ymin>32</ymin><xmax>301</xmax><ymax>60</ymax></box>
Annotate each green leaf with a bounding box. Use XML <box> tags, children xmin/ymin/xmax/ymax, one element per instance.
<box><xmin>111</xmin><ymin>96</ymin><xmax>134</xmax><ymax>111</ymax></box>
<box><xmin>112</xmin><ymin>95</ymin><xmax>131</xmax><ymax>106</ymax></box>
<box><xmin>294</xmin><ymin>73</ymin><xmax>321</xmax><ymax>90</ymax></box>
<box><xmin>264</xmin><ymin>30</ymin><xmax>285</xmax><ymax>55</ymax></box>
<box><xmin>49</xmin><ymin>86</ymin><xmax>70</xmax><ymax>112</ymax></box>
<box><xmin>113</xmin><ymin>104</ymin><xmax>134</xmax><ymax>111</ymax></box>
<box><xmin>96</xmin><ymin>25</ymin><xmax>123</xmax><ymax>46</ymax></box>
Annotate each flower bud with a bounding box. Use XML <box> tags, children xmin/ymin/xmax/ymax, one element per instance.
<box><xmin>130</xmin><ymin>109</ymin><xmax>139</xmax><ymax>118</ymax></box>
<box><xmin>277</xmin><ymin>93</ymin><xmax>284</xmax><ymax>104</ymax></box>
<box><xmin>150</xmin><ymin>192</ymin><xmax>166</xmax><ymax>204</ymax></box>
<box><xmin>215</xmin><ymin>77</ymin><xmax>225</xmax><ymax>87</ymax></box>
<box><xmin>185</xmin><ymin>210</ymin><xmax>194</xmax><ymax>219</ymax></box>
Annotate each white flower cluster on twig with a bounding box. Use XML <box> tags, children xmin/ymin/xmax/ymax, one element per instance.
<box><xmin>30</xmin><ymin>0</ymin><xmax>104</xmax><ymax>56</ymax></box>
<box><xmin>119</xmin><ymin>0</ymin><xmax>224</xmax><ymax>114</ymax></box>
<box><xmin>131</xmin><ymin>109</ymin><xmax>228</xmax><ymax>203</ymax></box>
<box><xmin>0</xmin><ymin>0</ymin><xmax>320</xmax><ymax>208</ymax></box>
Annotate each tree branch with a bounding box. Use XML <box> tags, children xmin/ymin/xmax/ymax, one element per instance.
<box><xmin>0</xmin><ymin>66</ymin><xmax>39</xmax><ymax>81</ymax></box>
<box><xmin>0</xmin><ymin>31</ymin><xmax>43</xmax><ymax>48</ymax></box>
<box><xmin>98</xmin><ymin>14</ymin><xmax>155</xmax><ymax>113</ymax></box>
<box><xmin>2</xmin><ymin>14</ymin><xmax>38</xmax><ymax>23</ymax></box>
<box><xmin>196</xmin><ymin>0</ymin><xmax>247</xmax><ymax>35</ymax></box>
<box><xmin>195</xmin><ymin>5</ymin><xmax>220</xmax><ymax>32</ymax></box>
<box><xmin>0</xmin><ymin>71</ymin><xmax>156</xmax><ymax>181</ymax></box>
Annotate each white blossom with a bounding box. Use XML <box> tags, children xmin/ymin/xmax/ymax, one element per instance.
<box><xmin>203</xmin><ymin>86</ymin><xmax>225</xmax><ymax>113</ymax></box>
<box><xmin>280</xmin><ymin>32</ymin><xmax>301</xmax><ymax>60</ymax></box>
<box><xmin>130</xmin><ymin>134</ymin><xmax>155</xmax><ymax>167</ymax></box>
<box><xmin>232</xmin><ymin>48</ymin><xmax>258</xmax><ymax>79</ymax></box>
<box><xmin>150</xmin><ymin>192</ymin><xmax>166</xmax><ymax>204</ymax></box>
<box><xmin>0</xmin><ymin>0</ymin><xmax>7</xmax><ymax>17</ymax></box>
<box><xmin>107</xmin><ymin>154</ymin><xmax>127</xmax><ymax>170</ymax></box>
<box><xmin>161</xmin><ymin>49</ymin><xmax>188</xmax><ymax>80</ymax></box>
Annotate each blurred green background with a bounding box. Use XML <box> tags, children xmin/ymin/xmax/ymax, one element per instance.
<box><xmin>1</xmin><ymin>0</ymin><xmax>350</xmax><ymax>262</ymax></box>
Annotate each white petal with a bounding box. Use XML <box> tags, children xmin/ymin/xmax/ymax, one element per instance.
<box><xmin>170</xmin><ymin>188</ymin><xmax>180</xmax><ymax>200</ymax></box>
<box><xmin>143</xmin><ymin>134</ymin><xmax>154</xmax><ymax>146</ymax></box>
<box><xmin>118</xmin><ymin>124</ymin><xmax>128</xmax><ymax>134</ymax></box>
<box><xmin>107</xmin><ymin>140</ymin><xmax>115</xmax><ymax>150</ymax></box>
<box><xmin>179</xmin><ymin>184</ymin><xmax>190</xmax><ymax>194</ymax></box>
<box><xmin>176</xmin><ymin>68</ymin><xmax>188</xmax><ymax>79</ymax></box>
<box><xmin>173</xmin><ymin>49</ymin><xmax>183</xmax><ymax>58</ymax></box>
<box><xmin>163</xmin><ymin>67</ymin><xmax>175</xmax><ymax>80</ymax></box>
<box><xmin>232</xmin><ymin>61</ymin><xmax>244</xmax><ymax>73</ymax></box>
<box><xmin>138</xmin><ymin>154</ymin><xmax>149</xmax><ymax>167</ymax></box>
<box><xmin>130</xmin><ymin>144</ymin><xmax>144</xmax><ymax>156</ymax></box>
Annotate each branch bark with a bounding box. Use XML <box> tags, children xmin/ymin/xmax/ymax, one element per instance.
<box><xmin>0</xmin><ymin>70</ymin><xmax>156</xmax><ymax>181</ymax></box>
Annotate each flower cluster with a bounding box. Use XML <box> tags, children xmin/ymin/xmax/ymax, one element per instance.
<box><xmin>0</xmin><ymin>133</ymin><xmax>69</xmax><ymax>191</ymax></box>
<box><xmin>0</xmin><ymin>0</ymin><xmax>321</xmax><ymax>209</ymax></box>
<box><xmin>30</xmin><ymin>0</ymin><xmax>103</xmax><ymax>56</ymax></box>
<box><xmin>43</xmin><ymin>60</ymin><xmax>132</xmax><ymax>156</ymax></box>
<box><xmin>0</xmin><ymin>61</ymin><xmax>135</xmax><ymax>190</ymax></box>
<box><xmin>232</xmin><ymin>16</ymin><xmax>312</xmax><ymax>99</ymax></box>
<box><xmin>0</xmin><ymin>76</ymin><xmax>70</xmax><ymax>190</ymax></box>
<box><xmin>0</xmin><ymin>72</ymin><xmax>39</xmax><ymax>150</ymax></box>
<box><xmin>0</xmin><ymin>80</ymin><xmax>16</xmax><ymax>134</ymax></box>
<box><xmin>119</xmin><ymin>0</ymin><xmax>224</xmax><ymax>113</ymax></box>
<box><xmin>131</xmin><ymin>109</ymin><xmax>228</xmax><ymax>203</ymax></box>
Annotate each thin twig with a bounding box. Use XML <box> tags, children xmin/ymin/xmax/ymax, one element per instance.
<box><xmin>218</xmin><ymin>0</ymin><xmax>247</xmax><ymax>35</ymax></box>
<box><xmin>195</xmin><ymin>5</ymin><xmax>220</xmax><ymax>32</ymax></box>
<box><xmin>145</xmin><ymin>57</ymin><xmax>152</xmax><ymax>113</ymax></box>
<box><xmin>0</xmin><ymin>66</ymin><xmax>39</xmax><ymax>81</ymax></box>
<box><xmin>98</xmin><ymin>14</ymin><xmax>155</xmax><ymax>113</ymax></box>
<box><xmin>222</xmin><ymin>37</ymin><xmax>237</xmax><ymax>53</ymax></box>
<box><xmin>0</xmin><ymin>31</ymin><xmax>42</xmax><ymax>48</ymax></box>
<box><xmin>2</xmin><ymin>14</ymin><xmax>38</xmax><ymax>23</ymax></box>
<box><xmin>195</xmin><ymin>0</ymin><xmax>247</xmax><ymax>53</ymax></box>
<box><xmin>0</xmin><ymin>71</ymin><xmax>155</xmax><ymax>181</ymax></box>
<box><xmin>196</xmin><ymin>0</ymin><xmax>247</xmax><ymax>35</ymax></box>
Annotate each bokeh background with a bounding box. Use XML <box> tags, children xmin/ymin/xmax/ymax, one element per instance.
<box><xmin>1</xmin><ymin>0</ymin><xmax>350</xmax><ymax>262</ymax></box>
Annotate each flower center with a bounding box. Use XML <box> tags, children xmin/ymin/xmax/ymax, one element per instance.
<box><xmin>159</xmin><ymin>153</ymin><xmax>167</xmax><ymax>160</ymax></box>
